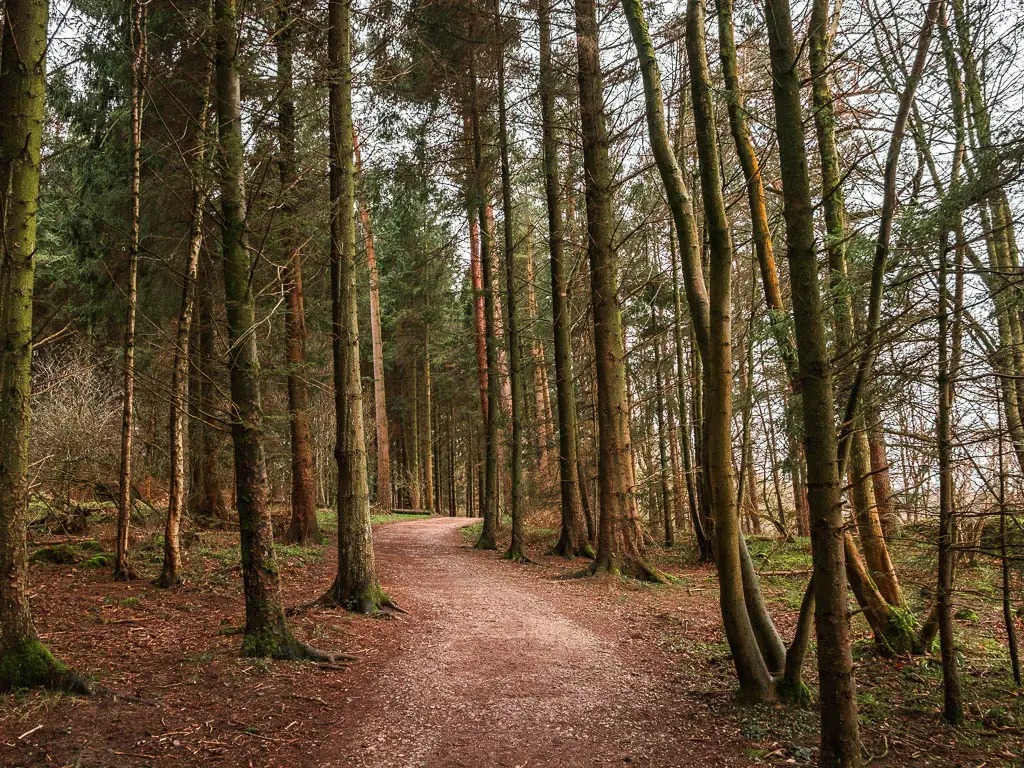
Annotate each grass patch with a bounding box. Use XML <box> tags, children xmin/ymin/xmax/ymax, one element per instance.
<box><xmin>276</xmin><ymin>543</ymin><xmax>324</xmax><ymax>567</ymax></box>
<box><xmin>460</xmin><ymin>521</ymin><xmax>484</xmax><ymax>543</ymax></box>
<box><xmin>370</xmin><ymin>512</ymin><xmax>432</xmax><ymax>524</ymax></box>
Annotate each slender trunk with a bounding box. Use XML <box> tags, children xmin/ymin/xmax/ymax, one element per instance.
<box><xmin>669</xmin><ymin>231</ymin><xmax>705</xmax><ymax>557</ymax></box>
<box><xmin>494</xmin><ymin>0</ymin><xmax>524</xmax><ymax>561</ymax></box>
<box><xmin>575</xmin><ymin>0</ymin><xmax>656</xmax><ymax>580</ymax></box>
<box><xmin>193</xmin><ymin>259</ymin><xmax>228</xmax><ymax>520</ymax></box>
<box><xmin>809</xmin><ymin>0</ymin><xmax>901</xmax><ymax>607</ymax></box>
<box><xmin>936</xmin><ymin>224</ymin><xmax>964</xmax><ymax>724</ymax></box>
<box><xmin>422</xmin><ymin>334</ymin><xmax>435</xmax><ymax>511</ymax></box>
<box><xmin>408</xmin><ymin>373</ymin><xmax>421</xmax><ymax>508</ymax></box>
<box><xmin>0</xmin><ymin>0</ymin><xmax>87</xmax><ymax>692</ymax></box>
<box><xmin>766</xmin><ymin>0</ymin><xmax>861</xmax><ymax>757</ymax></box>
<box><xmin>685</xmin><ymin>0</ymin><xmax>774</xmax><ymax>699</ymax></box>
<box><xmin>324</xmin><ymin>0</ymin><xmax>384</xmax><ymax>612</ymax></box>
<box><xmin>158</xmin><ymin>67</ymin><xmax>210</xmax><ymax>587</ymax></box>
<box><xmin>525</xmin><ymin>230</ymin><xmax>555</xmax><ymax>478</ymax></box>
<box><xmin>654</xmin><ymin>331</ymin><xmax>674</xmax><ymax>547</ymax></box>
<box><xmin>712</xmin><ymin>0</ymin><xmax>798</xmax><ymax>378</ymax></box>
<box><xmin>998</xmin><ymin>424</ymin><xmax>1022</xmax><ymax>686</ymax></box>
<box><xmin>471</xmin><ymin>64</ymin><xmax>500</xmax><ymax>551</ymax></box>
<box><xmin>354</xmin><ymin>134</ymin><xmax>391</xmax><ymax>511</ymax></box>
<box><xmin>115</xmin><ymin>0</ymin><xmax>146</xmax><ymax>581</ymax></box>
<box><xmin>278</xmin><ymin>0</ymin><xmax>319</xmax><ymax>545</ymax></box>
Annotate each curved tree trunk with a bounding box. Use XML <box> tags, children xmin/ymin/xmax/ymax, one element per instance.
<box><xmin>766</xmin><ymin>0</ymin><xmax>862</xmax><ymax>758</ymax></box>
<box><xmin>684</xmin><ymin>0</ymin><xmax>774</xmax><ymax>700</ymax></box>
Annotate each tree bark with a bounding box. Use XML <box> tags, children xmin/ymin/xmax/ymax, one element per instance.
<box><xmin>470</xmin><ymin>63</ymin><xmax>500</xmax><ymax>551</ymax></box>
<box><xmin>192</xmin><ymin>258</ymin><xmax>229</xmax><ymax>521</ymax></box>
<box><xmin>575</xmin><ymin>0</ymin><xmax>657</xmax><ymax>580</ymax></box>
<box><xmin>114</xmin><ymin>0</ymin><xmax>146</xmax><ymax>582</ymax></box>
<box><xmin>936</xmin><ymin>224</ymin><xmax>964</xmax><ymax>724</ymax></box>
<box><xmin>158</xmin><ymin>64</ymin><xmax>210</xmax><ymax>587</ymax></box>
<box><xmin>214</xmin><ymin>0</ymin><xmax>321</xmax><ymax>656</ymax></box>
<box><xmin>324</xmin><ymin>0</ymin><xmax>385</xmax><ymax>612</ymax></box>
<box><xmin>809</xmin><ymin>0</ymin><xmax>902</xmax><ymax>608</ymax></box>
<box><xmin>0</xmin><ymin>0</ymin><xmax>88</xmax><ymax>692</ymax></box>
<box><xmin>354</xmin><ymin>133</ymin><xmax>391</xmax><ymax>511</ymax></box>
<box><xmin>277</xmin><ymin>0</ymin><xmax>320</xmax><ymax>545</ymax></box>
<box><xmin>494</xmin><ymin>0</ymin><xmax>525</xmax><ymax>562</ymax></box>
<box><xmin>538</xmin><ymin>0</ymin><xmax>590</xmax><ymax>559</ymax></box>
<box><xmin>766</xmin><ymin>0</ymin><xmax>862</xmax><ymax>757</ymax></box>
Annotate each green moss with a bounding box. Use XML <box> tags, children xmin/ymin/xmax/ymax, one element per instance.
<box><xmin>0</xmin><ymin>637</ymin><xmax>87</xmax><ymax>693</ymax></box>
<box><xmin>776</xmin><ymin>677</ymin><xmax>813</xmax><ymax>707</ymax></box>
<box><xmin>276</xmin><ymin>543</ymin><xmax>324</xmax><ymax>567</ymax></box>
<box><xmin>82</xmin><ymin>553</ymin><xmax>111</xmax><ymax>568</ymax></box>
<box><xmin>955</xmin><ymin>607</ymin><xmax>979</xmax><ymax>623</ymax></box>
<box><xmin>370</xmin><ymin>512</ymin><xmax>431</xmax><ymax>524</ymax></box>
<box><xmin>241</xmin><ymin>623</ymin><xmax>287</xmax><ymax>658</ymax></box>
<box><xmin>29</xmin><ymin>544</ymin><xmax>79</xmax><ymax>564</ymax></box>
<box><xmin>880</xmin><ymin>604</ymin><xmax>921</xmax><ymax>655</ymax></box>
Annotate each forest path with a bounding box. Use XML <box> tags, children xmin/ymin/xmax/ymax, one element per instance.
<box><xmin>314</xmin><ymin>516</ymin><xmax>747</xmax><ymax>768</ymax></box>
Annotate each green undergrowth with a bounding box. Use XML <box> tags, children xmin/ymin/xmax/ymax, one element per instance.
<box><xmin>370</xmin><ymin>511</ymin><xmax>432</xmax><ymax>524</ymax></box>
<box><xmin>461</xmin><ymin>521</ymin><xmax>484</xmax><ymax>543</ymax></box>
<box><xmin>30</xmin><ymin>540</ymin><xmax>108</xmax><ymax>566</ymax></box>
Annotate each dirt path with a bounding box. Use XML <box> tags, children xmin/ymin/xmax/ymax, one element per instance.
<box><xmin>313</xmin><ymin>517</ymin><xmax>748</xmax><ymax>768</ymax></box>
<box><xmin>1</xmin><ymin>517</ymin><xmax>756</xmax><ymax>767</ymax></box>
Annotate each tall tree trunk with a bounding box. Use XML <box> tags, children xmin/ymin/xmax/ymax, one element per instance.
<box><xmin>809</xmin><ymin>0</ymin><xmax>901</xmax><ymax>608</ymax></box>
<box><xmin>576</xmin><ymin>0</ymin><xmax>659</xmax><ymax>581</ymax></box>
<box><xmin>654</xmin><ymin>329</ymin><xmax>674</xmax><ymax>547</ymax></box>
<box><xmin>158</xmin><ymin>65</ymin><xmax>210</xmax><ymax>588</ymax></box>
<box><xmin>422</xmin><ymin>333</ymin><xmax>435</xmax><ymax>511</ymax></box>
<box><xmin>494</xmin><ymin>0</ymin><xmax>525</xmax><ymax>561</ymax></box>
<box><xmin>766</xmin><ymin>0</ymin><xmax>862</xmax><ymax>758</ymax></box>
<box><xmin>214</xmin><ymin>0</ymin><xmax>322</xmax><ymax>657</ymax></box>
<box><xmin>278</xmin><ymin>0</ymin><xmax>320</xmax><ymax>545</ymax></box>
<box><xmin>192</xmin><ymin>258</ymin><xmax>229</xmax><ymax>520</ymax></box>
<box><xmin>0</xmin><ymin>0</ymin><xmax>87</xmax><ymax>692</ymax></box>
<box><xmin>525</xmin><ymin>228</ymin><xmax>555</xmax><ymax>477</ymax></box>
<box><xmin>408</xmin><ymin>373</ymin><xmax>421</xmax><ymax>509</ymax></box>
<box><xmin>323</xmin><ymin>0</ymin><xmax>385</xmax><ymax>612</ymax></box>
<box><xmin>354</xmin><ymin>134</ymin><xmax>391</xmax><ymax>511</ymax></box>
<box><xmin>114</xmin><ymin>0</ymin><xmax>146</xmax><ymax>582</ymax></box>
<box><xmin>470</xmin><ymin>63</ymin><xmax>500</xmax><ymax>551</ymax></box>
<box><xmin>684</xmin><ymin>0</ymin><xmax>775</xmax><ymax>699</ymax></box>
<box><xmin>669</xmin><ymin>231</ymin><xmax>706</xmax><ymax>557</ymax></box>
<box><xmin>538</xmin><ymin>0</ymin><xmax>590</xmax><ymax>559</ymax></box>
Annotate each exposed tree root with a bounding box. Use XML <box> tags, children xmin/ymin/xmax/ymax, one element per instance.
<box><xmin>474</xmin><ymin>534</ymin><xmax>498</xmax><ymax>551</ymax></box>
<box><xmin>318</xmin><ymin>583</ymin><xmax>402</xmax><ymax>617</ymax></box>
<box><xmin>503</xmin><ymin>547</ymin><xmax>535</xmax><ymax>564</ymax></box>
<box><xmin>112</xmin><ymin>565</ymin><xmax>137</xmax><ymax>582</ymax></box>
<box><xmin>548</xmin><ymin>538</ymin><xmax>595</xmax><ymax>560</ymax></box>
<box><xmin>0</xmin><ymin>638</ymin><xmax>91</xmax><ymax>695</ymax></box>
<box><xmin>152</xmin><ymin>572</ymin><xmax>182</xmax><ymax>589</ymax></box>
<box><xmin>241</xmin><ymin>628</ymin><xmax>336</xmax><ymax>663</ymax></box>
<box><xmin>775</xmin><ymin>676</ymin><xmax>813</xmax><ymax>707</ymax></box>
<box><xmin>588</xmin><ymin>556</ymin><xmax>669</xmax><ymax>584</ymax></box>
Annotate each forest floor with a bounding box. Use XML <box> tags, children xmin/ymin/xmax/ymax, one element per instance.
<box><xmin>1</xmin><ymin>512</ymin><xmax>1022</xmax><ymax>767</ymax></box>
